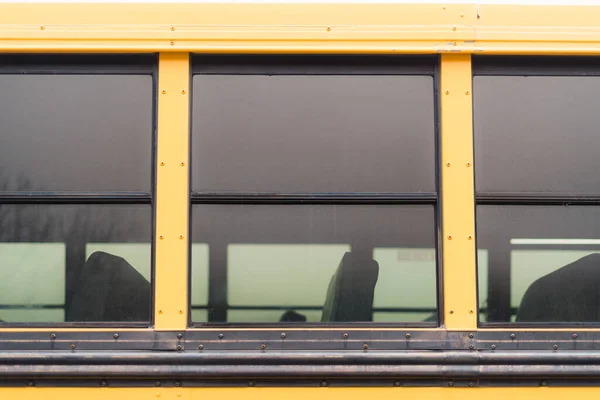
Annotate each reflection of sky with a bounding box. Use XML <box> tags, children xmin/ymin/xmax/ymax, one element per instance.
<box><xmin>193</xmin><ymin>75</ymin><xmax>435</xmax><ymax>193</ymax></box>
<box><xmin>0</xmin><ymin>75</ymin><xmax>152</xmax><ymax>192</ymax></box>
<box><xmin>475</xmin><ymin>76</ymin><xmax>600</xmax><ymax>194</ymax></box>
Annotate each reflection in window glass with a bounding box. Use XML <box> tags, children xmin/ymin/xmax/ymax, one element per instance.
<box><xmin>191</xmin><ymin>243</ymin><xmax>209</xmax><ymax>311</ymax></box>
<box><xmin>229</xmin><ymin>244</ymin><xmax>351</xmax><ymax>307</ymax></box>
<box><xmin>373</xmin><ymin>312</ymin><xmax>434</xmax><ymax>323</ymax></box>
<box><xmin>477</xmin><ymin>205</ymin><xmax>600</xmax><ymax>323</ymax></box>
<box><xmin>228</xmin><ymin>310</ymin><xmax>324</xmax><ymax>323</ymax></box>
<box><xmin>0</xmin><ymin>75</ymin><xmax>152</xmax><ymax>192</ymax></box>
<box><xmin>477</xmin><ymin>249</ymin><xmax>489</xmax><ymax>322</ymax></box>
<box><xmin>0</xmin><ymin>243</ymin><xmax>65</xmax><ymax>323</ymax></box>
<box><xmin>192</xmin><ymin>75</ymin><xmax>435</xmax><ymax>193</ymax></box>
<box><xmin>372</xmin><ymin>248</ymin><xmax>436</xmax><ymax>322</ymax></box>
<box><xmin>191</xmin><ymin>204</ymin><xmax>437</xmax><ymax>324</ymax></box>
<box><xmin>0</xmin><ymin>204</ymin><xmax>152</xmax><ymax>323</ymax></box>
<box><xmin>474</xmin><ymin>76</ymin><xmax>600</xmax><ymax>194</ymax></box>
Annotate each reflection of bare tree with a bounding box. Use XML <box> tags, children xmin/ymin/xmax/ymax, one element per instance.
<box><xmin>0</xmin><ymin>173</ymin><xmax>58</xmax><ymax>242</ymax></box>
<box><xmin>0</xmin><ymin>169</ymin><xmax>144</xmax><ymax>243</ymax></box>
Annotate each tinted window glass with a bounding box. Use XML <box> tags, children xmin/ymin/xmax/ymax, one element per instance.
<box><xmin>0</xmin><ymin>204</ymin><xmax>151</xmax><ymax>323</ymax></box>
<box><xmin>191</xmin><ymin>204</ymin><xmax>437</xmax><ymax>324</ymax></box>
<box><xmin>474</xmin><ymin>76</ymin><xmax>600</xmax><ymax>194</ymax></box>
<box><xmin>192</xmin><ymin>75</ymin><xmax>435</xmax><ymax>193</ymax></box>
<box><xmin>0</xmin><ymin>75</ymin><xmax>152</xmax><ymax>192</ymax></box>
<box><xmin>477</xmin><ymin>205</ymin><xmax>600</xmax><ymax>323</ymax></box>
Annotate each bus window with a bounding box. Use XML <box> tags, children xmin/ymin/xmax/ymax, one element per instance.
<box><xmin>473</xmin><ymin>57</ymin><xmax>600</xmax><ymax>324</ymax></box>
<box><xmin>0</xmin><ymin>55</ymin><xmax>155</xmax><ymax>325</ymax></box>
<box><xmin>190</xmin><ymin>55</ymin><xmax>439</xmax><ymax>325</ymax></box>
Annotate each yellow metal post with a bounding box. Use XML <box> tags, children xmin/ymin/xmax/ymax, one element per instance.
<box><xmin>155</xmin><ymin>53</ymin><xmax>190</xmax><ymax>330</ymax></box>
<box><xmin>441</xmin><ymin>54</ymin><xmax>477</xmax><ymax>331</ymax></box>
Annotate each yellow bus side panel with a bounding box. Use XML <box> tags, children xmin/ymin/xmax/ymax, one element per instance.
<box><xmin>2</xmin><ymin>2</ymin><xmax>600</xmax><ymax>54</ymax></box>
<box><xmin>2</xmin><ymin>387</ymin><xmax>600</xmax><ymax>400</ymax></box>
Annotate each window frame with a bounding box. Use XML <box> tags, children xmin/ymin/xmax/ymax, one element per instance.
<box><xmin>473</xmin><ymin>55</ymin><xmax>600</xmax><ymax>327</ymax></box>
<box><xmin>188</xmin><ymin>54</ymin><xmax>443</xmax><ymax>328</ymax></box>
<box><xmin>0</xmin><ymin>54</ymin><xmax>158</xmax><ymax>328</ymax></box>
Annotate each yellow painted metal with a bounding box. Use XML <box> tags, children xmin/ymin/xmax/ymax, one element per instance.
<box><xmin>2</xmin><ymin>2</ymin><xmax>600</xmax><ymax>54</ymax></box>
<box><xmin>441</xmin><ymin>54</ymin><xmax>477</xmax><ymax>331</ymax></box>
<box><xmin>3</xmin><ymin>387</ymin><xmax>600</xmax><ymax>399</ymax></box>
<box><xmin>155</xmin><ymin>53</ymin><xmax>190</xmax><ymax>330</ymax></box>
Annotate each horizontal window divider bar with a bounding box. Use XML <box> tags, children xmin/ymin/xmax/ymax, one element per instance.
<box><xmin>472</xmin><ymin>55</ymin><xmax>600</xmax><ymax>76</ymax></box>
<box><xmin>190</xmin><ymin>322</ymin><xmax>438</xmax><ymax>329</ymax></box>
<box><xmin>0</xmin><ymin>322</ymin><xmax>151</xmax><ymax>329</ymax></box>
<box><xmin>0</xmin><ymin>192</ymin><xmax>152</xmax><ymax>204</ymax></box>
<box><xmin>192</xmin><ymin>54</ymin><xmax>437</xmax><ymax>75</ymax></box>
<box><xmin>0</xmin><ymin>54</ymin><xmax>156</xmax><ymax>74</ymax></box>
<box><xmin>191</xmin><ymin>192</ymin><xmax>437</xmax><ymax>205</ymax></box>
<box><xmin>0</xmin><ymin>305</ymin><xmax>63</xmax><ymax>310</ymax></box>
<box><xmin>191</xmin><ymin>305</ymin><xmax>436</xmax><ymax>313</ymax></box>
<box><xmin>476</xmin><ymin>193</ymin><xmax>600</xmax><ymax>205</ymax></box>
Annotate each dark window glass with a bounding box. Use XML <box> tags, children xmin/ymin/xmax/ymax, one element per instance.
<box><xmin>192</xmin><ymin>74</ymin><xmax>435</xmax><ymax>193</ymax></box>
<box><xmin>474</xmin><ymin>75</ymin><xmax>600</xmax><ymax>194</ymax></box>
<box><xmin>477</xmin><ymin>205</ymin><xmax>600</xmax><ymax>323</ymax></box>
<box><xmin>0</xmin><ymin>75</ymin><xmax>153</xmax><ymax>192</ymax></box>
<box><xmin>0</xmin><ymin>204</ymin><xmax>151</xmax><ymax>323</ymax></box>
<box><xmin>191</xmin><ymin>204</ymin><xmax>437</xmax><ymax>324</ymax></box>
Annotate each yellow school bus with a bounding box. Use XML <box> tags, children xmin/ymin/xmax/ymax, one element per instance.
<box><xmin>2</xmin><ymin>0</ymin><xmax>600</xmax><ymax>399</ymax></box>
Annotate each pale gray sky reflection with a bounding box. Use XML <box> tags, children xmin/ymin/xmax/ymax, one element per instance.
<box><xmin>0</xmin><ymin>75</ymin><xmax>153</xmax><ymax>192</ymax></box>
